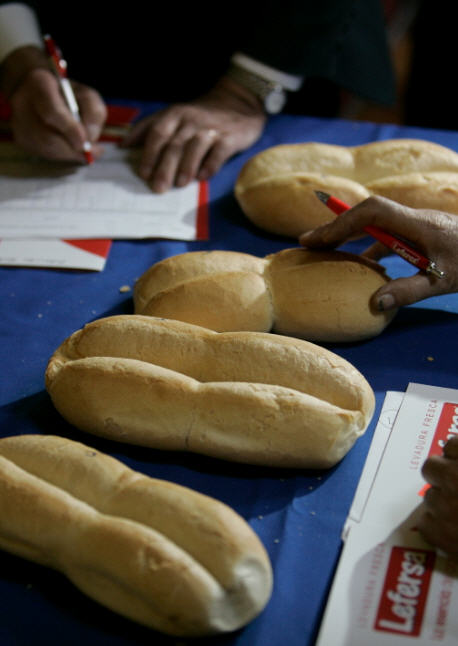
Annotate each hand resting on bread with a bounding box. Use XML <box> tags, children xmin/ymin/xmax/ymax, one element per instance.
<box><xmin>300</xmin><ymin>196</ymin><xmax>458</xmax><ymax>310</ymax></box>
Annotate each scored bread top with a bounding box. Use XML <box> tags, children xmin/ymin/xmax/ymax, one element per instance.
<box><xmin>235</xmin><ymin>139</ymin><xmax>458</xmax><ymax>236</ymax></box>
<box><xmin>45</xmin><ymin>315</ymin><xmax>375</xmax><ymax>468</ymax></box>
<box><xmin>0</xmin><ymin>433</ymin><xmax>273</xmax><ymax>635</ymax></box>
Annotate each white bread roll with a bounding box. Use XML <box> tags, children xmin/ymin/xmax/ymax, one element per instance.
<box><xmin>235</xmin><ymin>139</ymin><xmax>458</xmax><ymax>236</ymax></box>
<box><xmin>134</xmin><ymin>248</ymin><xmax>396</xmax><ymax>342</ymax></box>
<box><xmin>45</xmin><ymin>315</ymin><xmax>375</xmax><ymax>469</ymax></box>
<box><xmin>0</xmin><ymin>434</ymin><xmax>272</xmax><ymax>636</ymax></box>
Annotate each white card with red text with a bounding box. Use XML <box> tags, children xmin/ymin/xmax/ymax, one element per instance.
<box><xmin>316</xmin><ymin>384</ymin><xmax>458</xmax><ymax>645</ymax></box>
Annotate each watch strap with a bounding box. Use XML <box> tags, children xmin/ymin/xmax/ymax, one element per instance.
<box><xmin>226</xmin><ymin>63</ymin><xmax>286</xmax><ymax>114</ymax></box>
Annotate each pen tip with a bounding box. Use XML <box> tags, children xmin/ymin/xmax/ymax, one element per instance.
<box><xmin>315</xmin><ymin>190</ymin><xmax>330</xmax><ymax>204</ymax></box>
<box><xmin>83</xmin><ymin>141</ymin><xmax>94</xmax><ymax>165</ymax></box>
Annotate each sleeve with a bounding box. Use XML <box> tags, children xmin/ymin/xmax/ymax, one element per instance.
<box><xmin>0</xmin><ymin>3</ymin><xmax>42</xmax><ymax>63</ymax></box>
<box><xmin>236</xmin><ymin>0</ymin><xmax>395</xmax><ymax>105</ymax></box>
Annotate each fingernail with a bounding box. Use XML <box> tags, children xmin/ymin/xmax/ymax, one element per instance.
<box><xmin>152</xmin><ymin>180</ymin><xmax>167</xmax><ymax>193</ymax></box>
<box><xmin>378</xmin><ymin>293</ymin><xmax>396</xmax><ymax>311</ymax></box>
<box><xmin>86</xmin><ymin>124</ymin><xmax>101</xmax><ymax>142</ymax></box>
<box><xmin>197</xmin><ymin>169</ymin><xmax>209</xmax><ymax>181</ymax></box>
<box><xmin>176</xmin><ymin>173</ymin><xmax>189</xmax><ymax>187</ymax></box>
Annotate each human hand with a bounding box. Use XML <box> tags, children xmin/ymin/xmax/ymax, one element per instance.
<box><xmin>122</xmin><ymin>76</ymin><xmax>267</xmax><ymax>192</ymax></box>
<box><xmin>299</xmin><ymin>196</ymin><xmax>458</xmax><ymax>310</ymax></box>
<box><xmin>4</xmin><ymin>47</ymin><xmax>107</xmax><ymax>162</ymax></box>
<box><xmin>417</xmin><ymin>436</ymin><xmax>458</xmax><ymax>556</ymax></box>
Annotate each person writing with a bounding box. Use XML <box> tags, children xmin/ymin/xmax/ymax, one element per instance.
<box><xmin>0</xmin><ymin>1</ymin><xmax>395</xmax><ymax>192</ymax></box>
<box><xmin>299</xmin><ymin>195</ymin><xmax>458</xmax><ymax>310</ymax></box>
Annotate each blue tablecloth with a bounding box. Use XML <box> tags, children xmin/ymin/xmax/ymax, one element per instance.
<box><xmin>1</xmin><ymin>109</ymin><xmax>457</xmax><ymax>646</ymax></box>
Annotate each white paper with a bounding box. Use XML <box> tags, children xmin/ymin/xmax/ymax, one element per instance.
<box><xmin>342</xmin><ymin>390</ymin><xmax>404</xmax><ymax>539</ymax></box>
<box><xmin>317</xmin><ymin>384</ymin><xmax>458</xmax><ymax>646</ymax></box>
<box><xmin>0</xmin><ymin>237</ymin><xmax>111</xmax><ymax>271</ymax></box>
<box><xmin>0</xmin><ymin>142</ymin><xmax>203</xmax><ymax>240</ymax></box>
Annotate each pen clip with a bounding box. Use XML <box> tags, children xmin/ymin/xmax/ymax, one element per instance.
<box><xmin>426</xmin><ymin>262</ymin><xmax>446</xmax><ymax>279</ymax></box>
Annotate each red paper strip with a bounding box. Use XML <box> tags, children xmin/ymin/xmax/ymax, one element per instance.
<box><xmin>196</xmin><ymin>181</ymin><xmax>209</xmax><ymax>240</ymax></box>
<box><xmin>62</xmin><ymin>239</ymin><xmax>112</xmax><ymax>258</ymax></box>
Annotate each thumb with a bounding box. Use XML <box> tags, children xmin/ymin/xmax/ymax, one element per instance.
<box><xmin>121</xmin><ymin>117</ymin><xmax>151</xmax><ymax>146</ymax></box>
<box><xmin>372</xmin><ymin>273</ymin><xmax>436</xmax><ymax>310</ymax></box>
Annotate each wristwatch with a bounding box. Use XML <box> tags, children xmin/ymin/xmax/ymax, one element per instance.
<box><xmin>227</xmin><ymin>63</ymin><xmax>287</xmax><ymax>114</ymax></box>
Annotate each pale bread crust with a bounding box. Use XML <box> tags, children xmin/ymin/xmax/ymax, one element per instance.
<box><xmin>235</xmin><ymin>139</ymin><xmax>458</xmax><ymax>236</ymax></box>
<box><xmin>134</xmin><ymin>248</ymin><xmax>396</xmax><ymax>342</ymax></box>
<box><xmin>45</xmin><ymin>315</ymin><xmax>375</xmax><ymax>469</ymax></box>
<box><xmin>0</xmin><ymin>434</ymin><xmax>272</xmax><ymax>636</ymax></box>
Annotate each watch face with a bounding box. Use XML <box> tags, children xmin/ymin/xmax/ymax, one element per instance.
<box><xmin>265</xmin><ymin>89</ymin><xmax>286</xmax><ymax>114</ymax></box>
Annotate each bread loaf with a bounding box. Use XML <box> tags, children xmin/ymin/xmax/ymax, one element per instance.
<box><xmin>45</xmin><ymin>315</ymin><xmax>375</xmax><ymax>469</ymax></box>
<box><xmin>0</xmin><ymin>434</ymin><xmax>272</xmax><ymax>636</ymax></box>
<box><xmin>134</xmin><ymin>248</ymin><xmax>396</xmax><ymax>342</ymax></box>
<box><xmin>235</xmin><ymin>139</ymin><xmax>458</xmax><ymax>237</ymax></box>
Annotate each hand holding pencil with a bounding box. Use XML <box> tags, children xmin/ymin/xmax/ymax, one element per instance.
<box><xmin>299</xmin><ymin>195</ymin><xmax>458</xmax><ymax>310</ymax></box>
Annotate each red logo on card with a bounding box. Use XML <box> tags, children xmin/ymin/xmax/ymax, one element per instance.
<box><xmin>374</xmin><ymin>547</ymin><xmax>436</xmax><ymax>636</ymax></box>
<box><xmin>429</xmin><ymin>402</ymin><xmax>458</xmax><ymax>458</ymax></box>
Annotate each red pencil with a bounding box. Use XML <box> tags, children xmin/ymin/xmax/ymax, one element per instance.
<box><xmin>315</xmin><ymin>191</ymin><xmax>445</xmax><ymax>279</ymax></box>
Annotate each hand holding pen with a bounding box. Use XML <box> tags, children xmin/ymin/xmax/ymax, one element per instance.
<box><xmin>299</xmin><ymin>195</ymin><xmax>458</xmax><ymax>310</ymax></box>
<box><xmin>4</xmin><ymin>37</ymin><xmax>106</xmax><ymax>163</ymax></box>
<box><xmin>43</xmin><ymin>35</ymin><xmax>94</xmax><ymax>164</ymax></box>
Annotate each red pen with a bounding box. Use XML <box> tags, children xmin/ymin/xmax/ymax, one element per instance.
<box><xmin>43</xmin><ymin>34</ymin><xmax>94</xmax><ymax>164</ymax></box>
<box><xmin>315</xmin><ymin>191</ymin><xmax>445</xmax><ymax>279</ymax></box>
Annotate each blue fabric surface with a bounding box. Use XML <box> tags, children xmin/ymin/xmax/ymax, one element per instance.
<box><xmin>1</xmin><ymin>110</ymin><xmax>457</xmax><ymax>646</ymax></box>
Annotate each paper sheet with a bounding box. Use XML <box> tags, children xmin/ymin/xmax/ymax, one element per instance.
<box><xmin>0</xmin><ymin>142</ymin><xmax>208</xmax><ymax>240</ymax></box>
<box><xmin>0</xmin><ymin>238</ymin><xmax>112</xmax><ymax>271</ymax></box>
<box><xmin>316</xmin><ymin>384</ymin><xmax>458</xmax><ymax>646</ymax></box>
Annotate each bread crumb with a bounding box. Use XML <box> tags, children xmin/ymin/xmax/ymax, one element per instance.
<box><xmin>427</xmin><ymin>356</ymin><xmax>434</xmax><ymax>362</ymax></box>
<box><xmin>274</xmin><ymin>538</ymin><xmax>280</xmax><ymax>543</ymax></box>
<box><xmin>310</xmin><ymin>511</ymin><xmax>316</xmax><ymax>516</ymax></box>
<box><xmin>257</xmin><ymin>515</ymin><xmax>264</xmax><ymax>520</ymax></box>
<box><xmin>37</xmin><ymin>313</ymin><xmax>43</xmax><ymax>318</ymax></box>
<box><xmin>119</xmin><ymin>285</ymin><xmax>131</xmax><ymax>293</ymax></box>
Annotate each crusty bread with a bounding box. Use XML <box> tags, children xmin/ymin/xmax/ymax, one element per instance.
<box><xmin>0</xmin><ymin>434</ymin><xmax>272</xmax><ymax>636</ymax></box>
<box><xmin>235</xmin><ymin>139</ymin><xmax>458</xmax><ymax>237</ymax></box>
<box><xmin>45</xmin><ymin>315</ymin><xmax>375</xmax><ymax>469</ymax></box>
<box><xmin>134</xmin><ymin>248</ymin><xmax>396</xmax><ymax>342</ymax></box>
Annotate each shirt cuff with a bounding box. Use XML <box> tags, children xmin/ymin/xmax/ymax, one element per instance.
<box><xmin>231</xmin><ymin>51</ymin><xmax>303</xmax><ymax>92</ymax></box>
<box><xmin>0</xmin><ymin>3</ymin><xmax>43</xmax><ymax>64</ymax></box>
